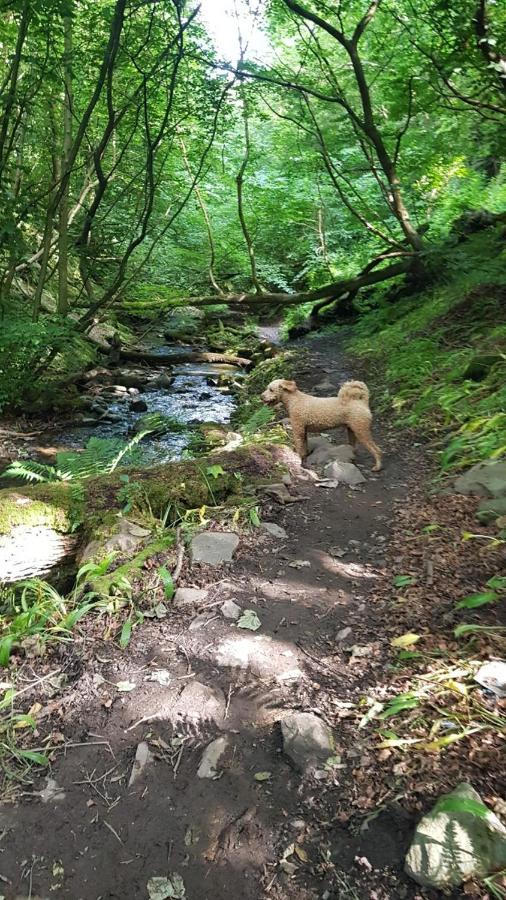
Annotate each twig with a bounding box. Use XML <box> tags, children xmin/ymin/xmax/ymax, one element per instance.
<box><xmin>124</xmin><ymin>713</ymin><xmax>159</xmax><ymax>733</ymax></box>
<box><xmin>296</xmin><ymin>641</ymin><xmax>341</xmax><ymax>678</ymax></box>
<box><xmin>172</xmin><ymin>526</ymin><xmax>185</xmax><ymax>584</ymax></box>
<box><xmin>224</xmin><ymin>684</ymin><xmax>233</xmax><ymax>719</ymax></box>
<box><xmin>172</xmin><ymin>739</ymin><xmax>186</xmax><ymax>778</ymax></box>
<box><xmin>103</xmin><ymin>819</ymin><xmax>124</xmax><ymax>845</ymax></box>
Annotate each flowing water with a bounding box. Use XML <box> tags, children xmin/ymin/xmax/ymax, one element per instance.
<box><xmin>54</xmin><ymin>343</ymin><xmax>243</xmax><ymax>464</ymax></box>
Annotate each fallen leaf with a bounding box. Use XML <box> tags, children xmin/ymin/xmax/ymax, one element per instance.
<box><xmin>116</xmin><ymin>680</ymin><xmax>136</xmax><ymax>692</ymax></box>
<box><xmin>147</xmin><ymin>873</ymin><xmax>186</xmax><ymax>899</ymax></box>
<box><xmin>237</xmin><ymin>610</ymin><xmax>261</xmax><ymax>631</ymax></box>
<box><xmin>145</xmin><ymin>670</ymin><xmax>171</xmax><ymax>686</ymax></box>
<box><xmin>390</xmin><ymin>632</ymin><xmax>421</xmax><ymax>648</ymax></box>
<box><xmin>294</xmin><ymin>845</ymin><xmax>309</xmax><ymax>863</ymax></box>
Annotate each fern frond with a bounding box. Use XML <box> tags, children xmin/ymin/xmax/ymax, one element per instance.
<box><xmin>3</xmin><ymin>460</ymin><xmax>60</xmax><ymax>484</ymax></box>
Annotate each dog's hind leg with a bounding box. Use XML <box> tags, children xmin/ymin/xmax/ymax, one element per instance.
<box><xmin>346</xmin><ymin>426</ymin><xmax>357</xmax><ymax>448</ymax></box>
<box><xmin>351</xmin><ymin>424</ymin><xmax>382</xmax><ymax>471</ymax></box>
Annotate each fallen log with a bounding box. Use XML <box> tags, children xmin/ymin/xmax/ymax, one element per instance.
<box><xmin>119</xmin><ymin>349</ymin><xmax>251</xmax><ymax>367</ymax></box>
<box><xmin>0</xmin><ymin>444</ymin><xmax>299</xmax><ymax>584</ymax></box>
<box><xmin>176</xmin><ymin>259</ymin><xmax>412</xmax><ymax>308</ymax></box>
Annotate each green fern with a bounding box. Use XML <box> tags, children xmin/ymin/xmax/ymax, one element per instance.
<box><xmin>3</xmin><ymin>460</ymin><xmax>61</xmax><ymax>483</ymax></box>
<box><xmin>4</xmin><ymin>431</ymin><xmax>154</xmax><ymax>484</ymax></box>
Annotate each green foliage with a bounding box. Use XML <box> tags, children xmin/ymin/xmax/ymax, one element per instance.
<box><xmin>0</xmin><ymin>572</ymin><xmax>97</xmax><ymax>666</ymax></box>
<box><xmin>0</xmin><ymin>314</ymin><xmax>91</xmax><ymax>413</ymax></box>
<box><xmin>157</xmin><ymin>566</ymin><xmax>175</xmax><ymax>600</ymax></box>
<box><xmin>350</xmin><ymin>229</ymin><xmax>506</xmax><ymax>470</ymax></box>
<box><xmin>4</xmin><ymin>433</ymin><xmax>153</xmax><ymax>485</ymax></box>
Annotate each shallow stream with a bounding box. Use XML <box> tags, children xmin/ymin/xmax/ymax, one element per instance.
<box><xmin>54</xmin><ymin>342</ymin><xmax>244</xmax><ymax>464</ymax></box>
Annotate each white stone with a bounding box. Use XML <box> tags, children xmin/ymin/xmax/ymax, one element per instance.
<box><xmin>261</xmin><ymin>522</ymin><xmax>288</xmax><ymax>539</ymax></box>
<box><xmin>405</xmin><ymin>783</ymin><xmax>506</xmax><ymax>888</ymax></box>
<box><xmin>174</xmin><ymin>587</ymin><xmax>208</xmax><ymax>605</ymax></box>
<box><xmin>323</xmin><ymin>460</ymin><xmax>366</xmax><ymax>486</ymax></box>
<box><xmin>197</xmin><ymin>737</ymin><xmax>229</xmax><ymax>778</ymax></box>
<box><xmin>128</xmin><ymin>742</ymin><xmax>152</xmax><ymax>786</ymax></box>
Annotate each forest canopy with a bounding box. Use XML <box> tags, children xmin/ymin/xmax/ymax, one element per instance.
<box><xmin>0</xmin><ymin>0</ymin><xmax>504</xmax><ymax>406</ymax></box>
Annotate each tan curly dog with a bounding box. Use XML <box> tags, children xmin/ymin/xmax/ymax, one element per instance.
<box><xmin>261</xmin><ymin>378</ymin><xmax>382</xmax><ymax>471</ymax></box>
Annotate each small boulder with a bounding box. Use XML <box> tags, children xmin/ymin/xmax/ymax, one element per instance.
<box><xmin>221</xmin><ymin>599</ymin><xmax>241</xmax><ymax>620</ymax></box>
<box><xmin>476</xmin><ymin>496</ymin><xmax>506</xmax><ymax>523</ymax></box>
<box><xmin>474</xmin><ymin>660</ymin><xmax>506</xmax><ymax>698</ymax></box>
<box><xmin>281</xmin><ymin>712</ymin><xmax>334</xmax><ymax>772</ymax></box>
<box><xmin>323</xmin><ymin>460</ymin><xmax>366</xmax><ymax>486</ymax></box>
<box><xmin>104</xmin><ymin>518</ymin><xmax>151</xmax><ymax>554</ymax></box>
<box><xmin>405</xmin><ymin>783</ymin><xmax>506</xmax><ymax>889</ymax></box>
<box><xmin>191</xmin><ymin>532</ymin><xmax>239</xmax><ymax>565</ymax></box>
<box><xmin>314</xmin><ymin>379</ymin><xmax>337</xmax><ymax>395</ymax></box>
<box><xmin>454</xmin><ymin>461</ymin><xmax>506</xmax><ymax>499</ymax></box>
<box><xmin>197</xmin><ymin>736</ymin><xmax>229</xmax><ymax>778</ymax></box>
<box><xmin>174</xmin><ymin>587</ymin><xmax>208</xmax><ymax>605</ymax></box>
<box><xmin>129</xmin><ymin>399</ymin><xmax>148</xmax><ymax>413</ymax></box>
<box><xmin>261</xmin><ymin>522</ymin><xmax>288</xmax><ymax>539</ymax></box>
<box><xmin>305</xmin><ymin>442</ymin><xmax>355</xmax><ymax>468</ymax></box>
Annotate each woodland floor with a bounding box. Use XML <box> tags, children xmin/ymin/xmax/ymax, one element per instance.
<box><xmin>0</xmin><ymin>334</ymin><xmax>504</xmax><ymax>900</ymax></box>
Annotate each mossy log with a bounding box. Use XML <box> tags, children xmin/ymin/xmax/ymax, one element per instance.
<box><xmin>0</xmin><ymin>445</ymin><xmax>293</xmax><ymax>584</ymax></box>
<box><xmin>119</xmin><ymin>349</ymin><xmax>251</xmax><ymax>368</ymax></box>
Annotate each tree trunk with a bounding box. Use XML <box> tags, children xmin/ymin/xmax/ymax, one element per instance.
<box><xmin>236</xmin><ymin>91</ymin><xmax>263</xmax><ymax>294</ymax></box>
<box><xmin>0</xmin><ymin>445</ymin><xmax>289</xmax><ymax>584</ymax></box>
<box><xmin>57</xmin><ymin>9</ymin><xmax>73</xmax><ymax>316</ymax></box>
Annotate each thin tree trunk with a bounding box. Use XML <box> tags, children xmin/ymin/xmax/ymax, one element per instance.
<box><xmin>282</xmin><ymin>0</ymin><xmax>425</xmax><ymax>252</ymax></box>
<box><xmin>57</xmin><ymin>9</ymin><xmax>73</xmax><ymax>316</ymax></box>
<box><xmin>0</xmin><ymin>0</ymin><xmax>30</xmax><ymax>183</ymax></box>
<box><xmin>32</xmin><ymin>113</ymin><xmax>59</xmax><ymax>323</ymax></box>
<box><xmin>236</xmin><ymin>91</ymin><xmax>263</xmax><ymax>294</ymax></box>
<box><xmin>179</xmin><ymin>137</ymin><xmax>224</xmax><ymax>295</ymax></box>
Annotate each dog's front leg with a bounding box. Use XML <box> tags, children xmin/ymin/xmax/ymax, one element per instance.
<box><xmin>292</xmin><ymin>420</ymin><xmax>308</xmax><ymax>463</ymax></box>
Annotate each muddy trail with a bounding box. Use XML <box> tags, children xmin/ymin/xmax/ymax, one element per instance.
<box><xmin>0</xmin><ymin>335</ymin><xmax>498</xmax><ymax>899</ymax></box>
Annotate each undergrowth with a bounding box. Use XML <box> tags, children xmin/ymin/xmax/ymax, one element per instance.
<box><xmin>349</xmin><ymin>227</ymin><xmax>506</xmax><ymax>471</ymax></box>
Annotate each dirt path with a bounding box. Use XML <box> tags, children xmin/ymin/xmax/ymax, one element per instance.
<box><xmin>1</xmin><ymin>337</ymin><xmax>456</xmax><ymax>899</ymax></box>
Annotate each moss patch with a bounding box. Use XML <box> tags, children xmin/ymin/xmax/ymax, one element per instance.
<box><xmin>0</xmin><ymin>489</ymin><xmax>72</xmax><ymax>535</ymax></box>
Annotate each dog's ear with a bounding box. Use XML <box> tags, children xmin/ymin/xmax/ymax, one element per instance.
<box><xmin>281</xmin><ymin>379</ymin><xmax>297</xmax><ymax>392</ymax></box>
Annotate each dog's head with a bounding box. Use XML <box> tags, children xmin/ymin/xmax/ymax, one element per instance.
<box><xmin>261</xmin><ymin>378</ymin><xmax>298</xmax><ymax>405</ymax></box>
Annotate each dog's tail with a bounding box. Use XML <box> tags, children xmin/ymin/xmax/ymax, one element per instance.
<box><xmin>337</xmin><ymin>380</ymin><xmax>370</xmax><ymax>405</ymax></box>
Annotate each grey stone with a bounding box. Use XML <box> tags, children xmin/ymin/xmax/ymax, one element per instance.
<box><xmin>104</xmin><ymin>518</ymin><xmax>151</xmax><ymax>554</ymax></box>
<box><xmin>174</xmin><ymin>587</ymin><xmax>208</xmax><ymax>605</ymax></box>
<box><xmin>221</xmin><ymin>599</ymin><xmax>241</xmax><ymax>620</ymax></box>
<box><xmin>281</xmin><ymin>712</ymin><xmax>334</xmax><ymax>772</ymax></box>
<box><xmin>129</xmin><ymin>399</ymin><xmax>148</xmax><ymax>412</ymax></box>
<box><xmin>191</xmin><ymin>531</ymin><xmax>239</xmax><ymax>565</ymax></box>
<box><xmin>405</xmin><ymin>783</ymin><xmax>506</xmax><ymax>889</ymax></box>
<box><xmin>197</xmin><ymin>736</ymin><xmax>229</xmax><ymax>778</ymax></box>
<box><xmin>336</xmin><ymin>627</ymin><xmax>352</xmax><ymax>643</ymax></box>
<box><xmin>261</xmin><ymin>522</ymin><xmax>288</xmax><ymax>539</ymax></box>
<box><xmin>474</xmin><ymin>660</ymin><xmax>506</xmax><ymax>697</ymax></box>
<box><xmin>476</xmin><ymin>496</ymin><xmax>506</xmax><ymax>523</ymax></box>
<box><xmin>306</xmin><ymin>442</ymin><xmax>355</xmax><ymax>468</ymax></box>
<box><xmin>128</xmin><ymin>741</ymin><xmax>152</xmax><ymax>786</ymax></box>
<box><xmin>172</xmin><ymin>681</ymin><xmax>225</xmax><ymax>725</ymax></box>
<box><xmin>454</xmin><ymin>461</ymin><xmax>506</xmax><ymax>499</ymax></box>
<box><xmin>323</xmin><ymin>460</ymin><xmax>366</xmax><ymax>486</ymax></box>
<box><xmin>314</xmin><ymin>379</ymin><xmax>337</xmax><ymax>394</ymax></box>
<box><xmin>213</xmin><ymin>634</ymin><xmax>302</xmax><ymax>682</ymax></box>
